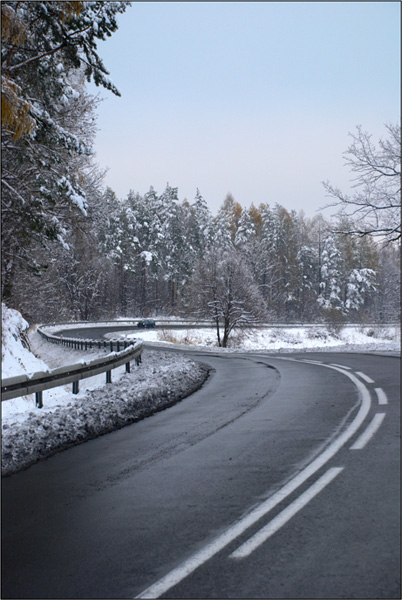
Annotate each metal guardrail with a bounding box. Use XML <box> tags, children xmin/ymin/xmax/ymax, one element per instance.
<box><xmin>1</xmin><ymin>327</ymin><xmax>143</xmax><ymax>408</ymax></box>
<box><xmin>36</xmin><ymin>325</ymin><xmax>138</xmax><ymax>352</ymax></box>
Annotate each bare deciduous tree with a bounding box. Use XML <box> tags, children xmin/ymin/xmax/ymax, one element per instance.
<box><xmin>189</xmin><ymin>248</ymin><xmax>267</xmax><ymax>347</ymax></box>
<box><xmin>322</xmin><ymin>123</ymin><xmax>401</xmax><ymax>243</ymax></box>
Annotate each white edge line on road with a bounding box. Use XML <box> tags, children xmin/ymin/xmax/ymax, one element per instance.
<box><xmin>230</xmin><ymin>467</ymin><xmax>344</xmax><ymax>559</ymax></box>
<box><xmin>330</xmin><ymin>363</ymin><xmax>352</xmax><ymax>370</ymax></box>
<box><xmin>135</xmin><ymin>363</ymin><xmax>371</xmax><ymax>600</ymax></box>
<box><xmin>355</xmin><ymin>371</ymin><xmax>375</xmax><ymax>384</ymax></box>
<box><xmin>375</xmin><ymin>387</ymin><xmax>388</xmax><ymax>405</ymax></box>
<box><xmin>350</xmin><ymin>413</ymin><xmax>386</xmax><ymax>450</ymax></box>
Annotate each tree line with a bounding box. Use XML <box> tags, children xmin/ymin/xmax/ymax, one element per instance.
<box><xmin>7</xmin><ymin>184</ymin><xmax>401</xmax><ymax>330</ymax></box>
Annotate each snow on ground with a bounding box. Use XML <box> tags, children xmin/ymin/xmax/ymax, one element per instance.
<box><xmin>124</xmin><ymin>323</ymin><xmax>401</xmax><ymax>354</ymax></box>
<box><xmin>1</xmin><ymin>303</ymin><xmax>48</xmax><ymax>377</ymax></box>
<box><xmin>1</xmin><ymin>304</ymin><xmax>400</xmax><ymax>476</ymax></box>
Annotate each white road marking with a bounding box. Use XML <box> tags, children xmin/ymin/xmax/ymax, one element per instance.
<box><xmin>355</xmin><ymin>371</ymin><xmax>375</xmax><ymax>384</ymax></box>
<box><xmin>350</xmin><ymin>413</ymin><xmax>386</xmax><ymax>450</ymax></box>
<box><xmin>375</xmin><ymin>387</ymin><xmax>388</xmax><ymax>405</ymax></box>
<box><xmin>301</xmin><ymin>359</ymin><xmax>323</xmax><ymax>364</ymax></box>
<box><xmin>330</xmin><ymin>363</ymin><xmax>352</xmax><ymax>370</ymax></box>
<box><xmin>230</xmin><ymin>467</ymin><xmax>344</xmax><ymax>559</ymax></box>
<box><xmin>135</xmin><ymin>363</ymin><xmax>371</xmax><ymax>599</ymax></box>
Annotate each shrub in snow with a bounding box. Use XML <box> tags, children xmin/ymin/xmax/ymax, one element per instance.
<box><xmin>306</xmin><ymin>327</ymin><xmax>328</xmax><ymax>340</ymax></box>
<box><xmin>321</xmin><ymin>308</ymin><xmax>347</xmax><ymax>337</ymax></box>
<box><xmin>372</xmin><ymin>326</ymin><xmax>398</xmax><ymax>341</ymax></box>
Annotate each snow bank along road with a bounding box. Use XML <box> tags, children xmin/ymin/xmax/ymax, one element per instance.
<box><xmin>1</xmin><ymin>341</ymin><xmax>400</xmax><ymax>598</ymax></box>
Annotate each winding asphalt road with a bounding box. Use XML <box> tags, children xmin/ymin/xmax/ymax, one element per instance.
<box><xmin>1</xmin><ymin>326</ymin><xmax>400</xmax><ymax>599</ymax></box>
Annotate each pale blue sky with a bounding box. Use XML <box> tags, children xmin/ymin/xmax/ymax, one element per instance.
<box><xmin>87</xmin><ymin>1</ymin><xmax>400</xmax><ymax>216</ymax></box>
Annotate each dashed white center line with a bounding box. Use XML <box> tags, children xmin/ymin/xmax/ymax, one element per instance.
<box><xmin>350</xmin><ymin>413</ymin><xmax>386</xmax><ymax>450</ymax></box>
<box><xmin>374</xmin><ymin>387</ymin><xmax>388</xmax><ymax>405</ymax></box>
<box><xmin>230</xmin><ymin>467</ymin><xmax>344</xmax><ymax>559</ymax></box>
<box><xmin>301</xmin><ymin>359</ymin><xmax>323</xmax><ymax>364</ymax></box>
<box><xmin>355</xmin><ymin>371</ymin><xmax>375</xmax><ymax>384</ymax></box>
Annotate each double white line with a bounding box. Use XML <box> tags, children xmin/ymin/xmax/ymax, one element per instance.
<box><xmin>136</xmin><ymin>362</ymin><xmax>385</xmax><ymax>599</ymax></box>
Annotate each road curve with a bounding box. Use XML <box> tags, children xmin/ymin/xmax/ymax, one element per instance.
<box><xmin>1</xmin><ymin>329</ymin><xmax>400</xmax><ymax>599</ymax></box>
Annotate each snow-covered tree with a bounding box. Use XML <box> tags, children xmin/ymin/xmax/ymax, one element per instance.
<box><xmin>317</xmin><ymin>235</ymin><xmax>344</xmax><ymax>312</ymax></box>
<box><xmin>296</xmin><ymin>245</ymin><xmax>319</xmax><ymax>320</ymax></box>
<box><xmin>1</xmin><ymin>1</ymin><xmax>129</xmax><ymax>303</ymax></box>
<box><xmin>345</xmin><ymin>268</ymin><xmax>376</xmax><ymax>313</ymax></box>
<box><xmin>189</xmin><ymin>189</ymin><xmax>213</xmax><ymax>255</ymax></box>
<box><xmin>190</xmin><ymin>248</ymin><xmax>267</xmax><ymax>347</ymax></box>
<box><xmin>372</xmin><ymin>243</ymin><xmax>400</xmax><ymax>321</ymax></box>
<box><xmin>323</xmin><ymin>123</ymin><xmax>401</xmax><ymax>242</ymax></box>
<box><xmin>234</xmin><ymin>207</ymin><xmax>256</xmax><ymax>257</ymax></box>
<box><xmin>216</xmin><ymin>193</ymin><xmax>242</xmax><ymax>243</ymax></box>
<box><xmin>211</xmin><ymin>210</ymin><xmax>233</xmax><ymax>250</ymax></box>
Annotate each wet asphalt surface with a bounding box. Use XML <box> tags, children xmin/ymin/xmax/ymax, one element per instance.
<box><xmin>1</xmin><ymin>327</ymin><xmax>400</xmax><ymax>599</ymax></box>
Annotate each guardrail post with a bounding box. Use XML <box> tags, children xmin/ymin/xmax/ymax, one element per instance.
<box><xmin>135</xmin><ymin>356</ymin><xmax>142</xmax><ymax>366</ymax></box>
<box><xmin>110</xmin><ymin>341</ymin><xmax>113</xmax><ymax>352</ymax></box>
<box><xmin>125</xmin><ymin>361</ymin><xmax>130</xmax><ymax>373</ymax></box>
<box><xmin>106</xmin><ymin>370</ymin><xmax>112</xmax><ymax>384</ymax></box>
<box><xmin>116</xmin><ymin>340</ymin><xmax>120</xmax><ymax>352</ymax></box>
<box><xmin>35</xmin><ymin>391</ymin><xmax>43</xmax><ymax>408</ymax></box>
<box><xmin>72</xmin><ymin>380</ymin><xmax>79</xmax><ymax>394</ymax></box>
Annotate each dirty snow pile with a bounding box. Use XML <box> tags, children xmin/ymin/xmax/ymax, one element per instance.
<box><xmin>1</xmin><ymin>306</ymin><xmax>209</xmax><ymax>476</ymax></box>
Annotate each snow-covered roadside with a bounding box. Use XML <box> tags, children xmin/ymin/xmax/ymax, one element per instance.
<box><xmin>52</xmin><ymin>319</ymin><xmax>401</xmax><ymax>354</ymax></box>
<box><xmin>2</xmin><ymin>349</ymin><xmax>209</xmax><ymax>477</ymax></box>
<box><xmin>1</xmin><ymin>307</ymin><xmax>209</xmax><ymax>476</ymax></box>
<box><xmin>124</xmin><ymin>323</ymin><xmax>401</xmax><ymax>355</ymax></box>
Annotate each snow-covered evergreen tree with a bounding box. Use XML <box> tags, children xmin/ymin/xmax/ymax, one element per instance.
<box><xmin>1</xmin><ymin>1</ymin><xmax>129</xmax><ymax>303</ymax></box>
<box><xmin>345</xmin><ymin>268</ymin><xmax>376</xmax><ymax>312</ymax></box>
<box><xmin>317</xmin><ymin>235</ymin><xmax>344</xmax><ymax>312</ymax></box>
<box><xmin>296</xmin><ymin>245</ymin><xmax>319</xmax><ymax>320</ymax></box>
<box><xmin>190</xmin><ymin>189</ymin><xmax>213</xmax><ymax>255</ymax></box>
<box><xmin>211</xmin><ymin>210</ymin><xmax>233</xmax><ymax>250</ymax></box>
<box><xmin>234</xmin><ymin>207</ymin><xmax>256</xmax><ymax>257</ymax></box>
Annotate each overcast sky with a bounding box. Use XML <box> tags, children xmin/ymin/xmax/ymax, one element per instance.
<box><xmin>87</xmin><ymin>1</ymin><xmax>400</xmax><ymax>216</ymax></box>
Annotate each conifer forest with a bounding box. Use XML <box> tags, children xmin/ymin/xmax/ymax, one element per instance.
<box><xmin>1</xmin><ymin>2</ymin><xmax>400</xmax><ymax>329</ymax></box>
